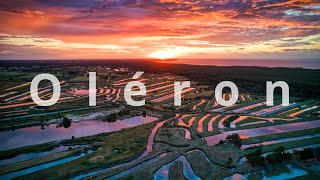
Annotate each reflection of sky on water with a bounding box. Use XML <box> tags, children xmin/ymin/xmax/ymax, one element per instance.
<box><xmin>153</xmin><ymin>156</ymin><xmax>200</xmax><ymax>180</ymax></box>
<box><xmin>0</xmin><ymin>145</ymin><xmax>68</xmax><ymax>167</ymax></box>
<box><xmin>205</xmin><ymin>120</ymin><xmax>320</xmax><ymax>146</ymax></box>
<box><xmin>0</xmin><ymin>116</ymin><xmax>157</xmax><ymax>151</ymax></box>
<box><xmin>241</xmin><ymin>134</ymin><xmax>320</xmax><ymax>150</ymax></box>
<box><xmin>263</xmin><ymin>165</ymin><xmax>307</xmax><ymax>180</ymax></box>
<box><xmin>224</xmin><ymin>165</ymin><xmax>307</xmax><ymax>180</ymax></box>
<box><xmin>0</xmin><ymin>151</ymin><xmax>94</xmax><ymax>179</ymax></box>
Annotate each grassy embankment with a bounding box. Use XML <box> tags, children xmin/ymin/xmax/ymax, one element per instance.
<box><xmin>169</xmin><ymin>161</ymin><xmax>186</xmax><ymax>180</ymax></box>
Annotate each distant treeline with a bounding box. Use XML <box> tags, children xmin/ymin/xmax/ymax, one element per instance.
<box><xmin>142</xmin><ymin>62</ymin><xmax>320</xmax><ymax>99</ymax></box>
<box><xmin>1</xmin><ymin>60</ymin><xmax>319</xmax><ymax>99</ymax></box>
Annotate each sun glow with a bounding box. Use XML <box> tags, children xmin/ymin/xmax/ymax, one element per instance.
<box><xmin>149</xmin><ymin>50</ymin><xmax>176</xmax><ymax>60</ymax></box>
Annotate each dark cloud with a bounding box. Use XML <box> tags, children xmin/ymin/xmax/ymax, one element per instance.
<box><xmin>282</xmin><ymin>48</ymin><xmax>320</xmax><ymax>52</ymax></box>
<box><xmin>276</xmin><ymin>41</ymin><xmax>311</xmax><ymax>48</ymax></box>
<box><xmin>255</xmin><ymin>0</ymin><xmax>290</xmax><ymax>7</ymax></box>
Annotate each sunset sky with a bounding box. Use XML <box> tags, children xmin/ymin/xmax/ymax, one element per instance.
<box><xmin>0</xmin><ymin>0</ymin><xmax>319</xmax><ymax>60</ymax></box>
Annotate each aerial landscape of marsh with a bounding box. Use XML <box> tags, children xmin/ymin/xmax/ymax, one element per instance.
<box><xmin>0</xmin><ymin>0</ymin><xmax>319</xmax><ymax>180</ymax></box>
<box><xmin>0</xmin><ymin>60</ymin><xmax>319</xmax><ymax>180</ymax></box>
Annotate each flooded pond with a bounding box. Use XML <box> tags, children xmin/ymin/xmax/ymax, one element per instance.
<box><xmin>0</xmin><ymin>150</ymin><xmax>93</xmax><ymax>179</ymax></box>
<box><xmin>0</xmin><ymin>145</ymin><xmax>67</xmax><ymax>167</ymax></box>
<box><xmin>0</xmin><ymin>145</ymin><xmax>88</xmax><ymax>167</ymax></box>
<box><xmin>263</xmin><ymin>164</ymin><xmax>308</xmax><ymax>180</ymax></box>
<box><xmin>223</xmin><ymin>173</ymin><xmax>247</xmax><ymax>180</ymax></box>
<box><xmin>224</xmin><ymin>165</ymin><xmax>307</xmax><ymax>180</ymax></box>
<box><xmin>192</xmin><ymin>100</ymin><xmax>206</xmax><ymax>110</ymax></box>
<box><xmin>249</xmin><ymin>103</ymin><xmax>302</xmax><ymax>117</ymax></box>
<box><xmin>241</xmin><ymin>134</ymin><xmax>320</xmax><ymax>150</ymax></box>
<box><xmin>0</xmin><ymin>116</ymin><xmax>158</xmax><ymax>151</ymax></box>
<box><xmin>239</xmin><ymin>121</ymin><xmax>266</xmax><ymax>127</ymax></box>
<box><xmin>151</xmin><ymin>88</ymin><xmax>195</xmax><ymax>103</ymax></box>
<box><xmin>204</xmin><ymin>120</ymin><xmax>320</xmax><ymax>146</ymax></box>
<box><xmin>197</xmin><ymin>114</ymin><xmax>211</xmax><ymax>132</ymax></box>
<box><xmin>153</xmin><ymin>155</ymin><xmax>200</xmax><ymax>180</ymax></box>
<box><xmin>182</xmin><ymin>128</ymin><xmax>191</xmax><ymax>140</ymax></box>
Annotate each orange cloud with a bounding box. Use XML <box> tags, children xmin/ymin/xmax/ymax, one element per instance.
<box><xmin>0</xmin><ymin>0</ymin><xmax>319</xmax><ymax>59</ymax></box>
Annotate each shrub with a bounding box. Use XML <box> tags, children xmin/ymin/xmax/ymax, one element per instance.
<box><xmin>246</xmin><ymin>149</ymin><xmax>265</xmax><ymax>167</ymax></box>
<box><xmin>226</xmin><ymin>157</ymin><xmax>233</xmax><ymax>168</ymax></box>
<box><xmin>296</xmin><ymin>148</ymin><xmax>314</xmax><ymax>160</ymax></box>
<box><xmin>104</xmin><ymin>113</ymin><xmax>117</xmax><ymax>122</ymax></box>
<box><xmin>225</xmin><ymin>133</ymin><xmax>242</xmax><ymax>148</ymax></box>
<box><xmin>117</xmin><ymin>109</ymin><xmax>130</xmax><ymax>116</ymax></box>
<box><xmin>219</xmin><ymin>140</ymin><xmax>224</xmax><ymax>145</ymax></box>
<box><xmin>266</xmin><ymin>146</ymin><xmax>292</xmax><ymax>164</ymax></box>
<box><xmin>142</xmin><ymin>110</ymin><xmax>147</xmax><ymax>117</ymax></box>
<box><xmin>62</xmin><ymin>117</ymin><xmax>72</xmax><ymax>128</ymax></box>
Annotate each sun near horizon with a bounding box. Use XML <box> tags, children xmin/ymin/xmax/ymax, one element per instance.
<box><xmin>149</xmin><ymin>50</ymin><xmax>177</xmax><ymax>60</ymax></box>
